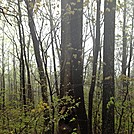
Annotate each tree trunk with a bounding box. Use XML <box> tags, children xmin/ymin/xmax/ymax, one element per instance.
<box><xmin>60</xmin><ymin>0</ymin><xmax>72</xmax><ymax>97</ymax></box>
<box><xmin>70</xmin><ymin>0</ymin><xmax>88</xmax><ymax>133</ymax></box>
<box><xmin>60</xmin><ymin>0</ymin><xmax>88</xmax><ymax>133</ymax></box>
<box><xmin>17</xmin><ymin>0</ymin><xmax>26</xmax><ymax>113</ymax></box>
<box><xmin>48</xmin><ymin>0</ymin><xmax>59</xmax><ymax>96</ymax></box>
<box><xmin>122</xmin><ymin>0</ymin><xmax>127</xmax><ymax>79</ymax></box>
<box><xmin>117</xmin><ymin>1</ymin><xmax>128</xmax><ymax>133</ymax></box>
<box><xmin>13</xmin><ymin>42</ymin><xmax>17</xmax><ymax>97</ymax></box>
<box><xmin>24</xmin><ymin>0</ymin><xmax>50</xmax><ymax>133</ymax></box>
<box><xmin>24</xmin><ymin>0</ymin><xmax>48</xmax><ymax>103</ymax></box>
<box><xmin>88</xmin><ymin>0</ymin><xmax>101</xmax><ymax>133</ymax></box>
<box><xmin>1</xmin><ymin>23</ymin><xmax>5</xmax><ymax>131</ymax></box>
<box><xmin>24</xmin><ymin>38</ymin><xmax>33</xmax><ymax>105</ymax></box>
<box><xmin>102</xmin><ymin>0</ymin><xmax>116</xmax><ymax>133</ymax></box>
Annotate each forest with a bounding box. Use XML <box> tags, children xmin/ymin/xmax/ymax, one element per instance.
<box><xmin>0</xmin><ymin>0</ymin><xmax>134</xmax><ymax>134</ymax></box>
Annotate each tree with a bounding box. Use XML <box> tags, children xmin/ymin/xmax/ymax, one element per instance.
<box><xmin>122</xmin><ymin>0</ymin><xmax>127</xmax><ymax>80</ymax></box>
<box><xmin>88</xmin><ymin>0</ymin><xmax>101</xmax><ymax>133</ymax></box>
<box><xmin>102</xmin><ymin>0</ymin><xmax>116</xmax><ymax>133</ymax></box>
<box><xmin>70</xmin><ymin>0</ymin><xmax>88</xmax><ymax>133</ymax></box>
<box><xmin>24</xmin><ymin>0</ymin><xmax>51</xmax><ymax>133</ymax></box>
<box><xmin>24</xmin><ymin>0</ymin><xmax>48</xmax><ymax>104</ymax></box>
<box><xmin>1</xmin><ymin>23</ymin><xmax>6</xmax><ymax>130</ymax></box>
<box><xmin>60</xmin><ymin>0</ymin><xmax>88</xmax><ymax>133</ymax></box>
<box><xmin>117</xmin><ymin>1</ymin><xmax>134</xmax><ymax>133</ymax></box>
<box><xmin>60</xmin><ymin>0</ymin><xmax>72</xmax><ymax>98</ymax></box>
<box><xmin>17</xmin><ymin>0</ymin><xmax>26</xmax><ymax>113</ymax></box>
<box><xmin>24</xmin><ymin>37</ymin><xmax>33</xmax><ymax>104</ymax></box>
<box><xmin>117</xmin><ymin>0</ymin><xmax>127</xmax><ymax>133</ymax></box>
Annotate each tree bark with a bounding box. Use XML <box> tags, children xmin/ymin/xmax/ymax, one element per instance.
<box><xmin>60</xmin><ymin>0</ymin><xmax>88</xmax><ymax>133</ymax></box>
<box><xmin>102</xmin><ymin>0</ymin><xmax>116</xmax><ymax>133</ymax></box>
<box><xmin>117</xmin><ymin>1</ymin><xmax>128</xmax><ymax>133</ymax></box>
<box><xmin>122</xmin><ymin>0</ymin><xmax>127</xmax><ymax>78</ymax></box>
<box><xmin>88</xmin><ymin>1</ymin><xmax>101</xmax><ymax>133</ymax></box>
<box><xmin>48</xmin><ymin>0</ymin><xmax>59</xmax><ymax>96</ymax></box>
<box><xmin>24</xmin><ymin>0</ymin><xmax>50</xmax><ymax>133</ymax></box>
<box><xmin>24</xmin><ymin>37</ymin><xmax>33</xmax><ymax>104</ymax></box>
<box><xmin>17</xmin><ymin>0</ymin><xmax>27</xmax><ymax>113</ymax></box>
<box><xmin>1</xmin><ymin>24</ymin><xmax>5</xmax><ymax>111</ymax></box>
<box><xmin>60</xmin><ymin>0</ymin><xmax>72</xmax><ymax>97</ymax></box>
<box><xmin>24</xmin><ymin>0</ymin><xmax>48</xmax><ymax>103</ymax></box>
<box><xmin>70</xmin><ymin>0</ymin><xmax>88</xmax><ymax>133</ymax></box>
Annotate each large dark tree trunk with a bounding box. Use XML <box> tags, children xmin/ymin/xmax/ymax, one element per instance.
<box><xmin>60</xmin><ymin>0</ymin><xmax>88</xmax><ymax>133</ymax></box>
<box><xmin>59</xmin><ymin>1</ymin><xmax>75</xmax><ymax>133</ymax></box>
<box><xmin>70</xmin><ymin>0</ymin><xmax>88</xmax><ymax>133</ymax></box>
<box><xmin>60</xmin><ymin>0</ymin><xmax>72</xmax><ymax>98</ymax></box>
<box><xmin>88</xmin><ymin>0</ymin><xmax>101</xmax><ymax>133</ymax></box>
<box><xmin>102</xmin><ymin>0</ymin><xmax>116</xmax><ymax>134</ymax></box>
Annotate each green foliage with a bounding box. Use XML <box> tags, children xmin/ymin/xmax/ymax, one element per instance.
<box><xmin>0</xmin><ymin>100</ymin><xmax>50</xmax><ymax>134</ymax></box>
<box><xmin>107</xmin><ymin>97</ymin><xmax>114</xmax><ymax>109</ymax></box>
<box><xmin>57</xmin><ymin>96</ymin><xmax>79</xmax><ymax>133</ymax></box>
<box><xmin>58</xmin><ymin>96</ymin><xmax>78</xmax><ymax>117</ymax></box>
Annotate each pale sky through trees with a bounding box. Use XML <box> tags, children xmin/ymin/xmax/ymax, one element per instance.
<box><xmin>0</xmin><ymin>0</ymin><xmax>133</xmax><ymax>133</ymax></box>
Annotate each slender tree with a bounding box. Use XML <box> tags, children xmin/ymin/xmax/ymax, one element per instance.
<box><xmin>88</xmin><ymin>0</ymin><xmax>101</xmax><ymax>133</ymax></box>
<box><xmin>1</xmin><ymin>24</ymin><xmax>6</xmax><ymax>131</ymax></box>
<box><xmin>122</xmin><ymin>0</ymin><xmax>127</xmax><ymax>79</ymax></box>
<box><xmin>24</xmin><ymin>0</ymin><xmax>48</xmax><ymax>103</ymax></box>
<box><xmin>128</xmin><ymin>7</ymin><xmax>134</xmax><ymax>134</ymax></box>
<box><xmin>24</xmin><ymin>37</ymin><xmax>33</xmax><ymax>104</ymax></box>
<box><xmin>17</xmin><ymin>0</ymin><xmax>26</xmax><ymax>112</ymax></box>
<box><xmin>117</xmin><ymin>1</ymin><xmax>128</xmax><ymax>133</ymax></box>
<box><xmin>13</xmin><ymin>41</ymin><xmax>17</xmax><ymax>96</ymax></box>
<box><xmin>102</xmin><ymin>0</ymin><xmax>116</xmax><ymax>133</ymax></box>
<box><xmin>48</xmin><ymin>0</ymin><xmax>59</xmax><ymax>96</ymax></box>
<box><xmin>24</xmin><ymin>0</ymin><xmax>51</xmax><ymax>133</ymax></box>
